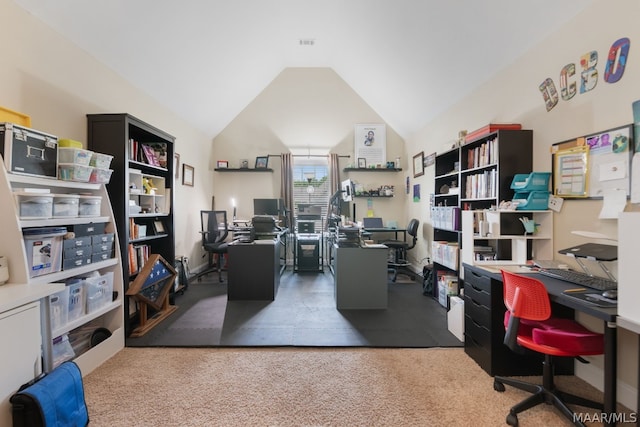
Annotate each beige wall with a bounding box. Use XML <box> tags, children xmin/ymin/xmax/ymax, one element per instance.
<box><xmin>0</xmin><ymin>0</ymin><xmax>214</xmax><ymax>266</ymax></box>
<box><xmin>3</xmin><ymin>0</ymin><xmax>636</xmax><ymax>409</ymax></box>
<box><xmin>406</xmin><ymin>0</ymin><xmax>639</xmax><ymax>409</ymax></box>
<box><xmin>211</xmin><ymin>67</ymin><xmax>408</xmax><ymax>232</ymax></box>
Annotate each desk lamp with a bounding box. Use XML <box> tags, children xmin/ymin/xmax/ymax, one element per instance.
<box><xmin>231</xmin><ymin>198</ymin><xmax>236</xmax><ymax>221</ymax></box>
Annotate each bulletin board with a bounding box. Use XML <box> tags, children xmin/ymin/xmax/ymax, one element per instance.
<box><xmin>551</xmin><ymin>124</ymin><xmax>633</xmax><ymax>199</ymax></box>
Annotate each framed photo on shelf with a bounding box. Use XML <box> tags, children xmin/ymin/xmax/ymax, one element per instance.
<box><xmin>413</xmin><ymin>152</ymin><xmax>425</xmax><ymax>178</ymax></box>
<box><xmin>255</xmin><ymin>156</ymin><xmax>269</xmax><ymax>169</ymax></box>
<box><xmin>358</xmin><ymin>158</ymin><xmax>367</xmax><ymax>168</ymax></box>
<box><xmin>216</xmin><ymin>160</ymin><xmax>229</xmax><ymax>168</ymax></box>
<box><xmin>153</xmin><ymin>220</ymin><xmax>166</xmax><ymax>235</ymax></box>
<box><xmin>182</xmin><ymin>164</ymin><xmax>194</xmax><ymax>186</ymax></box>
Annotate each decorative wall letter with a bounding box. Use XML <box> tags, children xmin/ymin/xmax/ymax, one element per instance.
<box><xmin>559</xmin><ymin>63</ymin><xmax>577</xmax><ymax>101</ymax></box>
<box><xmin>579</xmin><ymin>51</ymin><xmax>598</xmax><ymax>93</ymax></box>
<box><xmin>539</xmin><ymin>78</ymin><xmax>559</xmax><ymax>112</ymax></box>
<box><xmin>604</xmin><ymin>37</ymin><xmax>630</xmax><ymax>83</ymax></box>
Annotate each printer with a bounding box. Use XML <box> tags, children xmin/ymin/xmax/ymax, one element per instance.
<box><xmin>252</xmin><ymin>215</ymin><xmax>279</xmax><ymax>233</ymax></box>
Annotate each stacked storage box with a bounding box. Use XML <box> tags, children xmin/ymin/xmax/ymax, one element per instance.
<box><xmin>57</xmin><ymin>139</ymin><xmax>114</xmax><ymax>184</ymax></box>
<box><xmin>62</xmin><ymin>223</ymin><xmax>115</xmax><ymax>270</ymax></box>
<box><xmin>511</xmin><ymin>172</ymin><xmax>551</xmax><ymax>210</ymax></box>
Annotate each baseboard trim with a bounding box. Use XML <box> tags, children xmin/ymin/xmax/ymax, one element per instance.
<box><xmin>575</xmin><ymin>361</ymin><xmax>637</xmax><ymax>411</ymax></box>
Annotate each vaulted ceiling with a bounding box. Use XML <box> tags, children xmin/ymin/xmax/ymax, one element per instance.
<box><xmin>14</xmin><ymin>0</ymin><xmax>593</xmax><ymax>144</ymax></box>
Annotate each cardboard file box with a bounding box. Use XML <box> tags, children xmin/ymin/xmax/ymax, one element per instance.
<box><xmin>0</xmin><ymin>123</ymin><xmax>58</xmax><ymax>178</ymax></box>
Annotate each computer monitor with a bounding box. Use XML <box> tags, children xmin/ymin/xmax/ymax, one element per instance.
<box><xmin>341</xmin><ymin>179</ymin><xmax>354</xmax><ymax>201</ymax></box>
<box><xmin>253</xmin><ymin>198</ymin><xmax>282</xmax><ymax>216</ymax></box>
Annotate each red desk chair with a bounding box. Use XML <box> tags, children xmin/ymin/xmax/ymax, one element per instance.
<box><xmin>494</xmin><ymin>270</ymin><xmax>604</xmax><ymax>427</ymax></box>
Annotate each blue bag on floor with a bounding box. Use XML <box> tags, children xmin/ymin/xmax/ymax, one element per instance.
<box><xmin>10</xmin><ymin>361</ymin><xmax>89</xmax><ymax>427</ymax></box>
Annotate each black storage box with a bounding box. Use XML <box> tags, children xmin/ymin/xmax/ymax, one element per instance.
<box><xmin>69</xmin><ymin>222</ymin><xmax>106</xmax><ymax>237</ymax></box>
<box><xmin>0</xmin><ymin>123</ymin><xmax>58</xmax><ymax>179</ymax></box>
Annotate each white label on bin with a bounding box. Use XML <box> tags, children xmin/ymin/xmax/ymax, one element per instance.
<box><xmin>30</xmin><ymin>239</ymin><xmax>53</xmax><ymax>271</ymax></box>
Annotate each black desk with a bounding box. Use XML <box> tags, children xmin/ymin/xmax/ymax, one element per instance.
<box><xmin>232</xmin><ymin>227</ymin><xmax>289</xmax><ymax>274</ymax></box>
<box><xmin>463</xmin><ymin>264</ymin><xmax>618</xmax><ymax>425</ymax></box>
<box><xmin>363</xmin><ymin>227</ymin><xmax>406</xmax><ymax>242</ymax></box>
<box><xmin>227</xmin><ymin>240</ymin><xmax>280</xmax><ymax>300</ymax></box>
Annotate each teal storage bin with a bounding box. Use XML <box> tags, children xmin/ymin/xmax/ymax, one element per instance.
<box><xmin>513</xmin><ymin>191</ymin><xmax>550</xmax><ymax>210</ymax></box>
<box><xmin>510</xmin><ymin>172</ymin><xmax>551</xmax><ymax>192</ymax></box>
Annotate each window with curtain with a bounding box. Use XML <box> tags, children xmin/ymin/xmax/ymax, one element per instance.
<box><xmin>293</xmin><ymin>157</ymin><xmax>330</xmax><ymax>231</ymax></box>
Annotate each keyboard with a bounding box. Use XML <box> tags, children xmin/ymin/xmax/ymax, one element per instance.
<box><xmin>538</xmin><ymin>268</ymin><xmax>617</xmax><ymax>291</ymax></box>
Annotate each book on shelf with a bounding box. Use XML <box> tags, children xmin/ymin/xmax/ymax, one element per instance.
<box><xmin>466</xmin><ymin>137</ymin><xmax>497</xmax><ymax>169</ymax></box>
<box><xmin>128</xmin><ymin>243</ymin><xmax>150</xmax><ymax>275</ymax></box>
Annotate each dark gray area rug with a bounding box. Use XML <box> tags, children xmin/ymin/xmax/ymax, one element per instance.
<box><xmin>126</xmin><ymin>269</ymin><xmax>463</xmax><ymax>348</ymax></box>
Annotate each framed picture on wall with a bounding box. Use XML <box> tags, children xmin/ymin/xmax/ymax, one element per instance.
<box><xmin>182</xmin><ymin>164</ymin><xmax>194</xmax><ymax>186</ymax></box>
<box><xmin>413</xmin><ymin>152</ymin><xmax>425</xmax><ymax>178</ymax></box>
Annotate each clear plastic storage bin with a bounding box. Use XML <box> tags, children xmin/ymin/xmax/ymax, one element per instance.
<box><xmin>78</xmin><ymin>195</ymin><xmax>102</xmax><ymax>217</ymax></box>
<box><xmin>52</xmin><ymin>194</ymin><xmax>80</xmax><ymax>218</ymax></box>
<box><xmin>23</xmin><ymin>227</ymin><xmax>66</xmax><ymax>277</ymax></box>
<box><xmin>49</xmin><ymin>287</ymin><xmax>70</xmax><ymax>331</ymax></box>
<box><xmin>90</xmin><ymin>152</ymin><xmax>113</xmax><ymax>169</ymax></box>
<box><xmin>14</xmin><ymin>192</ymin><xmax>53</xmax><ymax>219</ymax></box>
<box><xmin>58</xmin><ymin>147</ymin><xmax>93</xmax><ymax>166</ymax></box>
<box><xmin>66</xmin><ymin>279</ymin><xmax>85</xmax><ymax>322</ymax></box>
<box><xmin>88</xmin><ymin>167</ymin><xmax>113</xmax><ymax>184</ymax></box>
<box><xmin>58</xmin><ymin>163</ymin><xmax>92</xmax><ymax>182</ymax></box>
<box><xmin>85</xmin><ymin>271</ymin><xmax>114</xmax><ymax>314</ymax></box>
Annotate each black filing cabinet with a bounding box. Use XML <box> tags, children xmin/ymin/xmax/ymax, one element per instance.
<box><xmin>463</xmin><ymin>263</ymin><xmax>573</xmax><ymax>377</ymax></box>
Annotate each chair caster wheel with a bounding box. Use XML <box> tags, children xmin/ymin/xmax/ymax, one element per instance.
<box><xmin>506</xmin><ymin>412</ymin><xmax>518</xmax><ymax>426</ymax></box>
<box><xmin>493</xmin><ymin>380</ymin><xmax>505</xmax><ymax>392</ymax></box>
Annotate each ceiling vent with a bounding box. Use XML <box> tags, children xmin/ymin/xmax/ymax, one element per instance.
<box><xmin>298</xmin><ymin>39</ymin><xmax>315</xmax><ymax>46</ymax></box>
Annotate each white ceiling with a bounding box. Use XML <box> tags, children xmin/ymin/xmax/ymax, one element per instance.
<box><xmin>14</xmin><ymin>0</ymin><xmax>593</xmax><ymax>143</ymax></box>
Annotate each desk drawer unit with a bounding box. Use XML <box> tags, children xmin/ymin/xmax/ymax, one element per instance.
<box><xmin>463</xmin><ymin>264</ymin><xmax>549</xmax><ymax>376</ymax></box>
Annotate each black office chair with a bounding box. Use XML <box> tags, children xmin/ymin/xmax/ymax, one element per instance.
<box><xmin>196</xmin><ymin>210</ymin><xmax>229</xmax><ymax>283</ymax></box>
<box><xmin>383</xmin><ymin>218</ymin><xmax>420</xmax><ymax>282</ymax></box>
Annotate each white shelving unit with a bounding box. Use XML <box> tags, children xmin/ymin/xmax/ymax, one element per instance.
<box><xmin>128</xmin><ymin>168</ymin><xmax>170</xmax><ymax>215</ymax></box>
<box><xmin>0</xmin><ymin>164</ymin><xmax>124</xmax><ymax>376</ymax></box>
<box><xmin>461</xmin><ymin>209</ymin><xmax>553</xmax><ymax>268</ymax></box>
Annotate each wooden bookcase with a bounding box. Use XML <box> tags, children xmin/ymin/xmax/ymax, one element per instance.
<box><xmin>87</xmin><ymin>113</ymin><xmax>176</xmax><ymax>337</ymax></box>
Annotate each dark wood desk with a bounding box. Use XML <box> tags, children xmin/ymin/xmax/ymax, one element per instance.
<box><xmin>462</xmin><ymin>263</ymin><xmax>618</xmax><ymax>425</ymax></box>
<box><xmin>227</xmin><ymin>240</ymin><xmax>280</xmax><ymax>300</ymax></box>
<box><xmin>363</xmin><ymin>227</ymin><xmax>406</xmax><ymax>242</ymax></box>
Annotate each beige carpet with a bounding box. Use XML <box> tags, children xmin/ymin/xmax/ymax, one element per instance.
<box><xmin>83</xmin><ymin>347</ymin><xmax>626</xmax><ymax>426</ymax></box>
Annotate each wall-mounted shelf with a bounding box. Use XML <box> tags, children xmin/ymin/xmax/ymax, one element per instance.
<box><xmin>343</xmin><ymin>168</ymin><xmax>402</xmax><ymax>172</ymax></box>
<box><xmin>354</xmin><ymin>195</ymin><xmax>393</xmax><ymax>198</ymax></box>
<box><xmin>215</xmin><ymin>168</ymin><xmax>273</xmax><ymax>172</ymax></box>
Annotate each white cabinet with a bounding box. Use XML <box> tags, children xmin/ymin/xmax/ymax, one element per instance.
<box><xmin>0</xmin><ymin>283</ymin><xmax>64</xmax><ymax>426</ymax></box>
<box><xmin>461</xmin><ymin>209</ymin><xmax>553</xmax><ymax>267</ymax></box>
<box><xmin>0</xmin><ymin>163</ymin><xmax>124</xmax><ymax>376</ymax></box>
<box><xmin>0</xmin><ymin>301</ymin><xmax>41</xmax><ymax>427</ymax></box>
